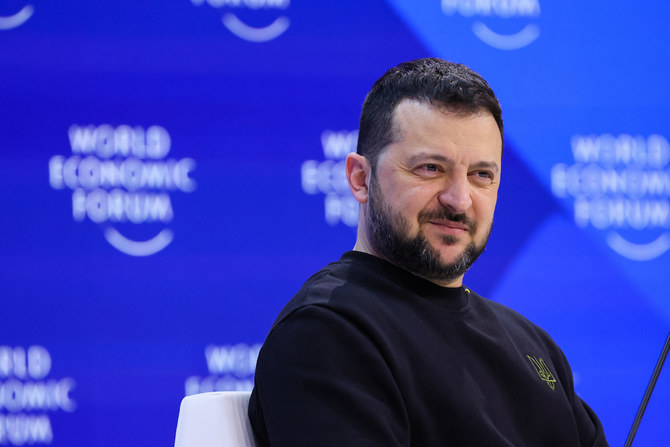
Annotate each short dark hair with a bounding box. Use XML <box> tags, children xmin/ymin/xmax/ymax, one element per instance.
<box><xmin>357</xmin><ymin>58</ymin><xmax>504</xmax><ymax>170</ymax></box>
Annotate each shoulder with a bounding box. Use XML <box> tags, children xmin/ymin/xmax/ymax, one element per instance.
<box><xmin>271</xmin><ymin>258</ymin><xmax>353</xmax><ymax>326</ymax></box>
<box><xmin>272</xmin><ymin>252</ymin><xmax>401</xmax><ymax>330</ymax></box>
<box><xmin>467</xmin><ymin>289</ymin><xmax>567</xmax><ymax>360</ymax></box>
<box><xmin>469</xmin><ymin>290</ymin><xmax>551</xmax><ymax>334</ymax></box>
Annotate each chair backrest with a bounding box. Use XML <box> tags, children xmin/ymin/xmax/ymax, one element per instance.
<box><xmin>174</xmin><ymin>391</ymin><xmax>257</xmax><ymax>447</ymax></box>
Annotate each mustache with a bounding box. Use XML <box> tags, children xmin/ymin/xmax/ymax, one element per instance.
<box><xmin>418</xmin><ymin>209</ymin><xmax>477</xmax><ymax>235</ymax></box>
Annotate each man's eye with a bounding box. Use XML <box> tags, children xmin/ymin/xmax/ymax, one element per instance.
<box><xmin>413</xmin><ymin>164</ymin><xmax>441</xmax><ymax>177</ymax></box>
<box><xmin>470</xmin><ymin>171</ymin><xmax>493</xmax><ymax>184</ymax></box>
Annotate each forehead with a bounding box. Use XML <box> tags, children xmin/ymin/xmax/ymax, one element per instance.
<box><xmin>383</xmin><ymin>99</ymin><xmax>503</xmax><ymax>164</ymax></box>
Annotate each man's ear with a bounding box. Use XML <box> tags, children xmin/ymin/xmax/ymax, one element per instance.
<box><xmin>346</xmin><ymin>153</ymin><xmax>371</xmax><ymax>204</ymax></box>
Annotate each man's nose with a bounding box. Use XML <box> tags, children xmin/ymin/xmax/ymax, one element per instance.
<box><xmin>437</xmin><ymin>177</ymin><xmax>472</xmax><ymax>213</ymax></box>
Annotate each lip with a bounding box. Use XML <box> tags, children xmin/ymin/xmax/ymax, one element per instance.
<box><xmin>426</xmin><ymin>220</ymin><xmax>469</xmax><ymax>233</ymax></box>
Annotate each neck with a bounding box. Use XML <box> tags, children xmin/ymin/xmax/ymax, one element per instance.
<box><xmin>352</xmin><ymin>240</ymin><xmax>464</xmax><ymax>289</ymax></box>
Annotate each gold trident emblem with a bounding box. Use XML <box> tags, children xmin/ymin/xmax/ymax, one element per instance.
<box><xmin>527</xmin><ymin>355</ymin><xmax>557</xmax><ymax>390</ymax></box>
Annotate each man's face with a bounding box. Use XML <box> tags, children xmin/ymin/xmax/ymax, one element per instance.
<box><xmin>364</xmin><ymin>100</ymin><xmax>502</xmax><ymax>287</ymax></box>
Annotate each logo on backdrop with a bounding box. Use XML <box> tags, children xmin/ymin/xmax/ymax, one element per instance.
<box><xmin>190</xmin><ymin>0</ymin><xmax>290</xmax><ymax>43</ymax></box>
<box><xmin>0</xmin><ymin>4</ymin><xmax>33</xmax><ymax>30</ymax></box>
<box><xmin>441</xmin><ymin>0</ymin><xmax>541</xmax><ymax>50</ymax></box>
<box><xmin>301</xmin><ymin>130</ymin><xmax>359</xmax><ymax>227</ymax></box>
<box><xmin>551</xmin><ymin>133</ymin><xmax>670</xmax><ymax>261</ymax></box>
<box><xmin>49</xmin><ymin>124</ymin><xmax>196</xmax><ymax>257</ymax></box>
<box><xmin>183</xmin><ymin>344</ymin><xmax>261</xmax><ymax>395</ymax></box>
<box><xmin>0</xmin><ymin>346</ymin><xmax>76</xmax><ymax>446</ymax></box>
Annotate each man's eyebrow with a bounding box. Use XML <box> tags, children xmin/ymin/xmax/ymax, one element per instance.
<box><xmin>406</xmin><ymin>154</ymin><xmax>500</xmax><ymax>173</ymax></box>
<box><xmin>406</xmin><ymin>153</ymin><xmax>453</xmax><ymax>165</ymax></box>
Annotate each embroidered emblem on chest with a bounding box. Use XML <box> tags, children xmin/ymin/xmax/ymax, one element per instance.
<box><xmin>526</xmin><ymin>355</ymin><xmax>557</xmax><ymax>390</ymax></box>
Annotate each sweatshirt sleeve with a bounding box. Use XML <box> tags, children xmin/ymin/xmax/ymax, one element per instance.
<box><xmin>248</xmin><ymin>305</ymin><xmax>409</xmax><ymax>447</ymax></box>
<box><xmin>573</xmin><ymin>396</ymin><xmax>609</xmax><ymax>446</ymax></box>
<box><xmin>550</xmin><ymin>339</ymin><xmax>610</xmax><ymax>447</ymax></box>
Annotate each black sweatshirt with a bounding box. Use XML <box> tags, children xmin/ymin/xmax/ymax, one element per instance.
<box><xmin>249</xmin><ymin>251</ymin><xmax>609</xmax><ymax>446</ymax></box>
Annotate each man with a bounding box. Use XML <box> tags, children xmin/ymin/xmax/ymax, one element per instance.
<box><xmin>248</xmin><ymin>58</ymin><xmax>609</xmax><ymax>446</ymax></box>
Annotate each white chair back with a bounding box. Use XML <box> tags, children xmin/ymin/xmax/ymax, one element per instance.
<box><xmin>174</xmin><ymin>391</ymin><xmax>257</xmax><ymax>447</ymax></box>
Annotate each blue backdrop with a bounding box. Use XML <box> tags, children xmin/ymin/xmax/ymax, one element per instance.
<box><xmin>1</xmin><ymin>0</ymin><xmax>669</xmax><ymax>445</ymax></box>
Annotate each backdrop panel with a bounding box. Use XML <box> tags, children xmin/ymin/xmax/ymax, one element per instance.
<box><xmin>1</xmin><ymin>1</ymin><xmax>668</xmax><ymax>445</ymax></box>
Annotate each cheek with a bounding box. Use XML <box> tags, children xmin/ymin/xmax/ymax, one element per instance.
<box><xmin>473</xmin><ymin>193</ymin><xmax>498</xmax><ymax>221</ymax></box>
<box><xmin>388</xmin><ymin>183</ymin><xmax>430</xmax><ymax>210</ymax></box>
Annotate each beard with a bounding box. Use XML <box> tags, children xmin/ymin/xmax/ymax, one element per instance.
<box><xmin>366</xmin><ymin>176</ymin><xmax>491</xmax><ymax>284</ymax></box>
